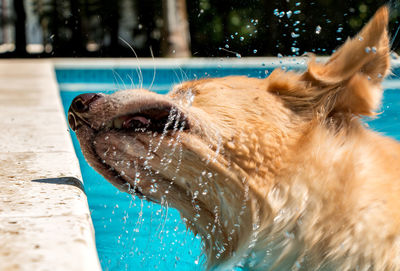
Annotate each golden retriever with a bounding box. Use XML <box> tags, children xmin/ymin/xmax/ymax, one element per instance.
<box><xmin>68</xmin><ymin>6</ymin><xmax>400</xmax><ymax>270</ymax></box>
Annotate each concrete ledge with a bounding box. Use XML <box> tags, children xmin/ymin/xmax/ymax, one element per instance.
<box><xmin>0</xmin><ymin>60</ymin><xmax>101</xmax><ymax>271</ymax></box>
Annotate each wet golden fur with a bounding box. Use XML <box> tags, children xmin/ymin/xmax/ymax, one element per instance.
<box><xmin>72</xmin><ymin>6</ymin><xmax>400</xmax><ymax>270</ymax></box>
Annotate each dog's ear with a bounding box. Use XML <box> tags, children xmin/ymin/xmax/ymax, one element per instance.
<box><xmin>305</xmin><ymin>6</ymin><xmax>390</xmax><ymax>115</ymax></box>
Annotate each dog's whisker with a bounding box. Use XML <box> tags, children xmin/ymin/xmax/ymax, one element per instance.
<box><xmin>119</xmin><ymin>37</ymin><xmax>143</xmax><ymax>88</ymax></box>
<box><xmin>112</xmin><ymin>69</ymin><xmax>127</xmax><ymax>90</ymax></box>
<box><xmin>172</xmin><ymin>68</ymin><xmax>186</xmax><ymax>86</ymax></box>
<box><xmin>149</xmin><ymin>46</ymin><xmax>157</xmax><ymax>91</ymax></box>
<box><xmin>177</xmin><ymin>65</ymin><xmax>189</xmax><ymax>84</ymax></box>
<box><xmin>126</xmin><ymin>73</ymin><xmax>135</xmax><ymax>89</ymax></box>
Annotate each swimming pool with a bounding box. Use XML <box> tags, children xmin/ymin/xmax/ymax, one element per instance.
<box><xmin>57</xmin><ymin>59</ymin><xmax>400</xmax><ymax>271</ymax></box>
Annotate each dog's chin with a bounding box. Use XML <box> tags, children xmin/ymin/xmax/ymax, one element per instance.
<box><xmin>74</xmin><ymin>125</ymin><xmax>183</xmax><ymax>204</ymax></box>
<box><xmin>74</xmin><ymin>125</ymin><xmax>137</xmax><ymax>193</ymax></box>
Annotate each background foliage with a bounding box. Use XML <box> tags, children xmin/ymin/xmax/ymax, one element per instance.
<box><xmin>1</xmin><ymin>0</ymin><xmax>398</xmax><ymax>57</ymax></box>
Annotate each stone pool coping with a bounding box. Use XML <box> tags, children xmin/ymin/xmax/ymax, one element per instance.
<box><xmin>0</xmin><ymin>59</ymin><xmax>101</xmax><ymax>271</ymax></box>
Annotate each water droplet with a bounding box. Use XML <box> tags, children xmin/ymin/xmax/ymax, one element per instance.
<box><xmin>285</xmin><ymin>231</ymin><xmax>295</xmax><ymax>239</ymax></box>
<box><xmin>199</xmin><ymin>9</ymin><xmax>204</xmax><ymax>15</ymax></box>
<box><xmin>253</xmin><ymin>49</ymin><xmax>257</xmax><ymax>54</ymax></box>
<box><xmin>365</xmin><ymin>46</ymin><xmax>371</xmax><ymax>53</ymax></box>
<box><xmin>286</xmin><ymin>10</ymin><xmax>292</xmax><ymax>18</ymax></box>
<box><xmin>336</xmin><ymin>37</ymin><xmax>342</xmax><ymax>41</ymax></box>
<box><xmin>150</xmin><ymin>184</ymin><xmax>158</xmax><ymax>193</ymax></box>
<box><xmin>291</xmin><ymin>32</ymin><xmax>300</xmax><ymax>38</ymax></box>
<box><xmin>337</xmin><ymin>27</ymin><xmax>343</xmax><ymax>33</ymax></box>
<box><xmin>239</xmin><ymin>37</ymin><xmax>244</xmax><ymax>41</ymax></box>
<box><xmin>225</xmin><ymin>44</ymin><xmax>229</xmax><ymax>49</ymax></box>
<box><xmin>371</xmin><ymin>46</ymin><xmax>377</xmax><ymax>53</ymax></box>
<box><xmin>279</xmin><ymin>11</ymin><xmax>285</xmax><ymax>18</ymax></box>
<box><xmin>293</xmin><ymin>10</ymin><xmax>301</xmax><ymax>14</ymax></box>
<box><xmin>358</xmin><ymin>36</ymin><xmax>364</xmax><ymax>41</ymax></box>
<box><xmin>277</xmin><ymin>53</ymin><xmax>283</xmax><ymax>58</ymax></box>
<box><xmin>315</xmin><ymin>25</ymin><xmax>322</xmax><ymax>34</ymax></box>
<box><xmin>295</xmin><ymin>2</ymin><xmax>301</xmax><ymax>6</ymax></box>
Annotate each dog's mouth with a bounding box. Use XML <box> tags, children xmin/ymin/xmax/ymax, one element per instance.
<box><xmin>104</xmin><ymin>106</ymin><xmax>190</xmax><ymax>134</ymax></box>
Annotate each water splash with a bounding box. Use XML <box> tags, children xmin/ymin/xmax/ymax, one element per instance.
<box><xmin>315</xmin><ymin>25</ymin><xmax>322</xmax><ymax>35</ymax></box>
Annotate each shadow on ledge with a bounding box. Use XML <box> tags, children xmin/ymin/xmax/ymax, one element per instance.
<box><xmin>32</xmin><ymin>177</ymin><xmax>85</xmax><ymax>194</ymax></box>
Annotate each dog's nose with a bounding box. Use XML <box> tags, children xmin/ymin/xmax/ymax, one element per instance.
<box><xmin>68</xmin><ymin>93</ymin><xmax>102</xmax><ymax>131</ymax></box>
<box><xmin>70</xmin><ymin>93</ymin><xmax>102</xmax><ymax>113</ymax></box>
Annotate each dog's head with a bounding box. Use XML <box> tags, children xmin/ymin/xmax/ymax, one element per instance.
<box><xmin>68</xmin><ymin>7</ymin><xmax>390</xmax><ymax>268</ymax></box>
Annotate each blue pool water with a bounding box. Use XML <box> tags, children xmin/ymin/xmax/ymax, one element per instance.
<box><xmin>57</xmin><ymin>63</ymin><xmax>400</xmax><ymax>271</ymax></box>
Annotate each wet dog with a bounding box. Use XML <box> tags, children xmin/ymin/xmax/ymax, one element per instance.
<box><xmin>68</xmin><ymin>7</ymin><xmax>400</xmax><ymax>270</ymax></box>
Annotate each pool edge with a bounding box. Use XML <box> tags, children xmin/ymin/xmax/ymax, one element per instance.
<box><xmin>0</xmin><ymin>59</ymin><xmax>101</xmax><ymax>271</ymax></box>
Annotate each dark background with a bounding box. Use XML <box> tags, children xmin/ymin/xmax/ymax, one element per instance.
<box><xmin>2</xmin><ymin>0</ymin><xmax>399</xmax><ymax>57</ymax></box>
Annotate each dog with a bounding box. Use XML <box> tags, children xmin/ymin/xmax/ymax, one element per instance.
<box><xmin>68</xmin><ymin>6</ymin><xmax>400</xmax><ymax>270</ymax></box>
